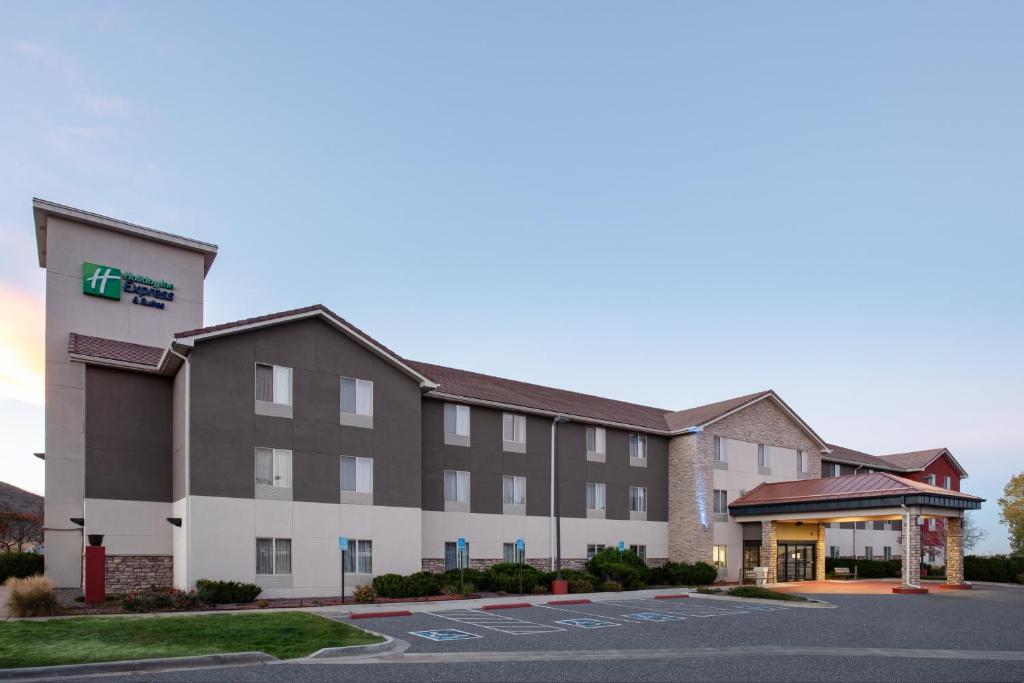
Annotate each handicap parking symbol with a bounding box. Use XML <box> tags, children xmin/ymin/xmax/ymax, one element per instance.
<box><xmin>555</xmin><ymin>618</ymin><xmax>619</xmax><ymax>629</ymax></box>
<box><xmin>626</xmin><ymin>612</ymin><xmax>684</xmax><ymax>622</ymax></box>
<box><xmin>409</xmin><ymin>629</ymin><xmax>482</xmax><ymax>642</ymax></box>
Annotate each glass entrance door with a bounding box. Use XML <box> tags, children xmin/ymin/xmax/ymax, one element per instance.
<box><xmin>777</xmin><ymin>543</ymin><xmax>815</xmax><ymax>582</ymax></box>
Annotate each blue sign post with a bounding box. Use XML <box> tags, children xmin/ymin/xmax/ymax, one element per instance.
<box><xmin>618</xmin><ymin>540</ymin><xmax>625</xmax><ymax>559</ymax></box>
<box><xmin>516</xmin><ymin>538</ymin><xmax>525</xmax><ymax>594</ymax></box>
<box><xmin>457</xmin><ymin>537</ymin><xmax>466</xmax><ymax>595</ymax></box>
<box><xmin>338</xmin><ymin>536</ymin><xmax>348</xmax><ymax>604</ymax></box>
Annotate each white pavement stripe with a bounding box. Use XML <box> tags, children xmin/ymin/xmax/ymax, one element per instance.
<box><xmin>426</xmin><ymin>609</ymin><xmax>566</xmax><ymax>635</ymax></box>
<box><xmin>536</xmin><ymin>605</ymin><xmax>647</xmax><ymax>623</ymax></box>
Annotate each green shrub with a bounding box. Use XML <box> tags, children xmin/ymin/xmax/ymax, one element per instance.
<box><xmin>824</xmin><ymin>558</ymin><xmax>901</xmax><ymax>579</ymax></box>
<box><xmin>587</xmin><ymin>548</ymin><xmax>650</xmax><ymax>590</ymax></box>
<box><xmin>530</xmin><ymin>584</ymin><xmax>548</xmax><ymax>595</ymax></box>
<box><xmin>405</xmin><ymin>571</ymin><xmax>441</xmax><ymax>597</ymax></box>
<box><xmin>964</xmin><ymin>555</ymin><xmax>1024</xmax><ymax>584</ymax></box>
<box><xmin>122</xmin><ymin>586</ymin><xmax>175</xmax><ymax>612</ymax></box>
<box><xmin>372</xmin><ymin>573</ymin><xmax>407</xmax><ymax>598</ymax></box>
<box><xmin>567</xmin><ymin>578</ymin><xmax>593</xmax><ymax>593</ymax></box>
<box><xmin>353</xmin><ymin>585</ymin><xmax>376</xmax><ymax>603</ymax></box>
<box><xmin>0</xmin><ymin>553</ymin><xmax>44</xmax><ymax>583</ymax></box>
<box><xmin>195</xmin><ymin>579</ymin><xmax>262</xmax><ymax>604</ymax></box>
<box><xmin>726</xmin><ymin>586</ymin><xmax>807</xmax><ymax>601</ymax></box>
<box><xmin>601</xmin><ymin>580</ymin><xmax>622</xmax><ymax>592</ymax></box>
<box><xmin>486</xmin><ymin>563</ymin><xmax>546</xmax><ymax>593</ymax></box>
<box><xmin>652</xmin><ymin>560</ymin><xmax>717</xmax><ymax>586</ymax></box>
<box><xmin>172</xmin><ymin>590</ymin><xmax>201</xmax><ymax>610</ymax></box>
<box><xmin>4</xmin><ymin>575</ymin><xmax>60</xmax><ymax>617</ymax></box>
<box><xmin>442</xmin><ymin>568</ymin><xmax>486</xmax><ymax>592</ymax></box>
<box><xmin>372</xmin><ymin>572</ymin><xmax>441</xmax><ymax>599</ymax></box>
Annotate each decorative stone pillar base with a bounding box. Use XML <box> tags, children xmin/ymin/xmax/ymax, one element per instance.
<box><xmin>815</xmin><ymin>523</ymin><xmax>826</xmax><ymax>581</ymax></box>
<box><xmin>945</xmin><ymin>517</ymin><xmax>965</xmax><ymax>585</ymax></box>
<box><xmin>900</xmin><ymin>512</ymin><xmax>925</xmax><ymax>591</ymax></box>
<box><xmin>760</xmin><ymin>521</ymin><xmax>777</xmax><ymax>584</ymax></box>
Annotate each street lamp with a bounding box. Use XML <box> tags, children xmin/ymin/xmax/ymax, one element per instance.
<box><xmin>553</xmin><ymin>415</ymin><xmax>570</xmax><ymax>581</ymax></box>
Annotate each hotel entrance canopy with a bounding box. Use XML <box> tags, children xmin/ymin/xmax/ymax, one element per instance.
<box><xmin>728</xmin><ymin>472</ymin><xmax>983</xmax><ymax>592</ymax></box>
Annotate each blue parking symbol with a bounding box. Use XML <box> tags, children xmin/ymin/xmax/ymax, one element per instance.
<box><xmin>627</xmin><ymin>612</ymin><xmax>684</xmax><ymax>622</ymax></box>
<box><xmin>555</xmin><ymin>618</ymin><xmax>619</xmax><ymax>629</ymax></box>
<box><xmin>409</xmin><ymin>629</ymin><xmax>481</xmax><ymax>642</ymax></box>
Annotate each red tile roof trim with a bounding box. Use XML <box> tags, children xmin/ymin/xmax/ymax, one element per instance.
<box><xmin>729</xmin><ymin>472</ymin><xmax>982</xmax><ymax>508</ymax></box>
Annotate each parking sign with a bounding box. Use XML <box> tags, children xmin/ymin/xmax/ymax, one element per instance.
<box><xmin>516</xmin><ymin>538</ymin><xmax>524</xmax><ymax>551</ymax></box>
<box><xmin>457</xmin><ymin>537</ymin><xmax>466</xmax><ymax>550</ymax></box>
<box><xmin>338</xmin><ymin>536</ymin><xmax>348</xmax><ymax>550</ymax></box>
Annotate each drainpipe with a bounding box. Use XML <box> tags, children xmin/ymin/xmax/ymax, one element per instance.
<box><xmin>168</xmin><ymin>347</ymin><xmax>191</xmax><ymax>589</ymax></box>
<box><xmin>552</xmin><ymin>416</ymin><xmax>570</xmax><ymax>579</ymax></box>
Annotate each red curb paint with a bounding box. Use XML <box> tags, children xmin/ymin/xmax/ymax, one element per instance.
<box><xmin>655</xmin><ymin>594</ymin><xmax>689</xmax><ymax>600</ymax></box>
<box><xmin>481</xmin><ymin>602</ymin><xmax>532</xmax><ymax>610</ymax></box>
<box><xmin>891</xmin><ymin>587</ymin><xmax>929</xmax><ymax>594</ymax></box>
<box><xmin>546</xmin><ymin>599</ymin><xmax>592</xmax><ymax>605</ymax></box>
<box><xmin>350</xmin><ymin>610</ymin><xmax>412</xmax><ymax>619</ymax></box>
<box><xmin>937</xmin><ymin>583</ymin><xmax>973</xmax><ymax>590</ymax></box>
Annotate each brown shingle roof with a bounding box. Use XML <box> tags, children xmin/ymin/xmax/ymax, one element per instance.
<box><xmin>824</xmin><ymin>443</ymin><xmax>905</xmax><ymax>472</ymax></box>
<box><xmin>406</xmin><ymin>360</ymin><xmax>673</xmax><ymax>430</ymax></box>
<box><xmin>877</xmin><ymin>449</ymin><xmax>948</xmax><ymax>471</ymax></box>
<box><xmin>68</xmin><ymin>333</ymin><xmax>164</xmax><ymax>367</ymax></box>
<box><xmin>729</xmin><ymin>471</ymin><xmax>982</xmax><ymax>509</ymax></box>
<box><xmin>663</xmin><ymin>391</ymin><xmax>771</xmax><ymax>431</ymax></box>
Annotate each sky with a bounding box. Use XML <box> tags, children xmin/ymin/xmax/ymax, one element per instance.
<box><xmin>0</xmin><ymin>2</ymin><xmax>1021</xmax><ymax>554</ymax></box>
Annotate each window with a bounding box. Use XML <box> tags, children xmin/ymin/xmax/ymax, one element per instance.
<box><xmin>872</xmin><ymin>521</ymin><xmax>885</xmax><ymax>531</ymax></box>
<box><xmin>943</xmin><ymin>475</ymin><xmax>951</xmax><ymax>490</ymax></box>
<box><xmin>586</xmin><ymin>426</ymin><xmax>606</xmax><ymax>454</ymax></box>
<box><xmin>832</xmin><ymin>463</ymin><xmax>842</xmax><ymax>477</ymax></box>
<box><xmin>586</xmin><ymin>544</ymin><xmax>605</xmax><ymax>560</ymax></box>
<box><xmin>255</xmin><ymin>448</ymin><xmax>292</xmax><ymax>488</ymax></box>
<box><xmin>712</xmin><ymin>545</ymin><xmax>727</xmax><ymax>569</ymax></box>
<box><xmin>256</xmin><ymin>538</ymin><xmax>291</xmax><ymax>575</ymax></box>
<box><xmin>797</xmin><ymin>450</ymin><xmax>808</xmax><ymax>473</ymax></box>
<box><xmin>444</xmin><ymin>403</ymin><xmax>471</xmax><ymax>436</ymax></box>
<box><xmin>855</xmin><ymin>521</ymin><xmax>866</xmax><ymax>530</ymax></box>
<box><xmin>585</xmin><ymin>483</ymin><xmax>606</xmax><ymax>510</ymax></box>
<box><xmin>629</xmin><ymin>433</ymin><xmax>647</xmax><ymax>459</ymax></box>
<box><xmin>883</xmin><ymin>546</ymin><xmax>892</xmax><ymax>561</ymax></box>
<box><xmin>925</xmin><ymin>474</ymin><xmax>936</xmax><ymax>486</ymax></box>
<box><xmin>713</xmin><ymin>436</ymin><xmax>725</xmax><ymax>462</ymax></box>
<box><xmin>864</xmin><ymin>546</ymin><xmax>873</xmax><ymax>559</ymax></box>
<box><xmin>629</xmin><ymin>486</ymin><xmax>647</xmax><ymax>513</ymax></box>
<box><xmin>629</xmin><ymin>544</ymin><xmax>647</xmax><ymax>562</ymax></box>
<box><xmin>891</xmin><ymin>519</ymin><xmax>903</xmax><ymax>532</ymax></box>
<box><xmin>757</xmin><ymin>444</ymin><xmax>770</xmax><ymax>470</ymax></box>
<box><xmin>340</xmin><ymin>377</ymin><xmax>373</xmax><ymax>416</ymax></box>
<box><xmin>255</xmin><ymin>364</ymin><xmax>292</xmax><ymax>405</ymax></box>
<box><xmin>444</xmin><ymin>470</ymin><xmax>471</xmax><ymax>503</ymax></box>
<box><xmin>341</xmin><ymin>456</ymin><xmax>373</xmax><ymax>493</ymax></box>
<box><xmin>444</xmin><ymin>541</ymin><xmax>470</xmax><ymax>571</ymax></box>
<box><xmin>342</xmin><ymin>539</ymin><xmax>373</xmax><ymax>574</ymax></box>
<box><xmin>928</xmin><ymin>518</ymin><xmax>937</xmax><ymax>531</ymax></box>
<box><xmin>839</xmin><ymin>522</ymin><xmax>855</xmax><ymax>530</ymax></box>
<box><xmin>502</xmin><ymin>476</ymin><xmax>526</xmax><ymax>505</ymax></box>
<box><xmin>927</xmin><ymin>549</ymin><xmax>936</xmax><ymax>563</ymax></box>
<box><xmin>503</xmin><ymin>542</ymin><xmax>524</xmax><ymax>564</ymax></box>
<box><xmin>503</xmin><ymin>413</ymin><xmax>526</xmax><ymax>444</ymax></box>
<box><xmin>712</xmin><ymin>489</ymin><xmax>728</xmax><ymax>515</ymax></box>
<box><xmin>830</xmin><ymin>546</ymin><xmax>839</xmax><ymax>559</ymax></box>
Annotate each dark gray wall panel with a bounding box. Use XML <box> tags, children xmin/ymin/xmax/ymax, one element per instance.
<box><xmin>293</xmin><ymin>450</ymin><xmax>341</xmax><ymax>503</ymax></box>
<box><xmin>254</xmin><ymin>416</ymin><xmax>292</xmax><ymax>450</ymax></box>
<box><xmin>84</xmin><ymin>366</ymin><xmax>172</xmax><ymax>502</ymax></box>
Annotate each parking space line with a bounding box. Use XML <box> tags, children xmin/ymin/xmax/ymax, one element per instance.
<box><xmin>536</xmin><ymin>604</ymin><xmax>647</xmax><ymax>623</ymax></box>
<box><xmin>427</xmin><ymin>608</ymin><xmax>567</xmax><ymax>635</ymax></box>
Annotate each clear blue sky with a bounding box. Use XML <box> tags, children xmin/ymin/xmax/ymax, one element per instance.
<box><xmin>1</xmin><ymin>2</ymin><xmax>1021</xmax><ymax>553</ymax></box>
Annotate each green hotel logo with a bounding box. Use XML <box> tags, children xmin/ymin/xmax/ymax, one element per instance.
<box><xmin>82</xmin><ymin>262</ymin><xmax>122</xmax><ymax>300</ymax></box>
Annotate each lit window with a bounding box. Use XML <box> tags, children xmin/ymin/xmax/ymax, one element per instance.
<box><xmin>340</xmin><ymin>377</ymin><xmax>373</xmax><ymax>416</ymax></box>
<box><xmin>503</xmin><ymin>413</ymin><xmax>526</xmax><ymax>445</ymax></box>
<box><xmin>444</xmin><ymin>403</ymin><xmax>471</xmax><ymax>436</ymax></box>
<box><xmin>629</xmin><ymin>486</ymin><xmax>647</xmax><ymax>513</ymax></box>
<box><xmin>629</xmin><ymin>433</ymin><xmax>647</xmax><ymax>459</ymax></box>
<box><xmin>256</xmin><ymin>537</ymin><xmax>291</xmax><ymax>575</ymax></box>
<box><xmin>255</xmin><ymin>364</ymin><xmax>292</xmax><ymax>405</ymax></box>
<box><xmin>502</xmin><ymin>475</ymin><xmax>526</xmax><ymax>506</ymax></box>
<box><xmin>342</xmin><ymin>539</ymin><xmax>373</xmax><ymax>574</ymax></box>
<box><xmin>444</xmin><ymin>470</ymin><xmax>471</xmax><ymax>503</ymax></box>
<box><xmin>255</xmin><ymin>448</ymin><xmax>292</xmax><ymax>488</ymax></box>
<box><xmin>586</xmin><ymin>483</ymin><xmax>606</xmax><ymax>510</ymax></box>
<box><xmin>586</xmin><ymin>426</ymin><xmax>606</xmax><ymax>455</ymax></box>
<box><xmin>341</xmin><ymin>456</ymin><xmax>373</xmax><ymax>493</ymax></box>
<box><xmin>712</xmin><ymin>544</ymin><xmax>727</xmax><ymax>569</ymax></box>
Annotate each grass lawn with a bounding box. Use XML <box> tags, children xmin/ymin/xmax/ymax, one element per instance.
<box><xmin>0</xmin><ymin>611</ymin><xmax>383</xmax><ymax>669</ymax></box>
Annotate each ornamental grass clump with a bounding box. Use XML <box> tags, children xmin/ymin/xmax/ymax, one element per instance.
<box><xmin>5</xmin><ymin>574</ymin><xmax>61</xmax><ymax>617</ymax></box>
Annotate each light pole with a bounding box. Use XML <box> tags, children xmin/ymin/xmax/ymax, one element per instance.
<box><xmin>553</xmin><ymin>415</ymin><xmax>570</xmax><ymax>580</ymax></box>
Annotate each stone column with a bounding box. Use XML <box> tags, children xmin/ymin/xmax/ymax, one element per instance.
<box><xmin>815</xmin><ymin>523</ymin><xmax>827</xmax><ymax>581</ymax></box>
<box><xmin>902</xmin><ymin>512</ymin><xmax>922</xmax><ymax>588</ymax></box>
<box><xmin>760</xmin><ymin>521</ymin><xmax>777</xmax><ymax>584</ymax></box>
<box><xmin>946</xmin><ymin>516</ymin><xmax>965</xmax><ymax>585</ymax></box>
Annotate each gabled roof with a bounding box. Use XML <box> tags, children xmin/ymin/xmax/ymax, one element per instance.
<box><xmin>878</xmin><ymin>448</ymin><xmax>968</xmax><ymax>478</ymax></box>
<box><xmin>406</xmin><ymin>360</ymin><xmax>673</xmax><ymax>431</ymax></box>
<box><xmin>68</xmin><ymin>333</ymin><xmax>165</xmax><ymax>369</ymax></box>
<box><xmin>729</xmin><ymin>471</ymin><xmax>982</xmax><ymax>514</ymax></box>
<box><xmin>824</xmin><ymin>443</ymin><xmax>905</xmax><ymax>472</ymax></box>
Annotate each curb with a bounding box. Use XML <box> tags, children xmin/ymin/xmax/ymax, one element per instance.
<box><xmin>306</xmin><ymin>635</ymin><xmax>397</xmax><ymax>659</ymax></box>
<box><xmin>0</xmin><ymin>652</ymin><xmax>276</xmax><ymax>681</ymax></box>
<box><xmin>481</xmin><ymin>602</ymin><xmax>531</xmax><ymax>610</ymax></box>
<box><xmin>546</xmin><ymin>599</ymin><xmax>591</xmax><ymax>606</ymax></box>
<box><xmin>655</xmin><ymin>594</ymin><xmax>689</xmax><ymax>600</ymax></box>
<box><xmin>349</xmin><ymin>610</ymin><xmax>411</xmax><ymax>619</ymax></box>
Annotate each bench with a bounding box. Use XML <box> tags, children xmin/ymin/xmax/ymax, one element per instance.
<box><xmin>833</xmin><ymin>567</ymin><xmax>853</xmax><ymax>580</ymax></box>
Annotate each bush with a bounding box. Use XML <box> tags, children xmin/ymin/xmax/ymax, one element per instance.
<box><xmin>601</xmin><ymin>580</ymin><xmax>622</xmax><ymax>592</ymax></box>
<box><xmin>352</xmin><ymin>585</ymin><xmax>376</xmax><ymax>603</ymax></box>
<box><xmin>485</xmin><ymin>563</ymin><xmax>546</xmax><ymax>593</ymax></box>
<box><xmin>373</xmin><ymin>572</ymin><xmax>441</xmax><ymax>598</ymax></box>
<box><xmin>442</xmin><ymin>568</ymin><xmax>487</xmax><ymax>592</ymax></box>
<box><xmin>824</xmin><ymin>558</ymin><xmax>901</xmax><ymax>579</ymax></box>
<box><xmin>568</xmin><ymin>578</ymin><xmax>593</xmax><ymax>594</ymax></box>
<box><xmin>586</xmin><ymin>548</ymin><xmax>650</xmax><ymax>590</ymax></box>
<box><xmin>195</xmin><ymin>579</ymin><xmax>262</xmax><ymax>604</ymax></box>
<box><xmin>405</xmin><ymin>571</ymin><xmax>442</xmax><ymax>597</ymax></box>
<box><xmin>172</xmin><ymin>590</ymin><xmax>201</xmax><ymax>610</ymax></box>
<box><xmin>726</xmin><ymin>586</ymin><xmax>807</xmax><ymax>602</ymax></box>
<box><xmin>4</xmin><ymin>575</ymin><xmax>60</xmax><ymax>617</ymax></box>
<box><xmin>122</xmin><ymin>586</ymin><xmax>175</xmax><ymax>612</ymax></box>
<box><xmin>530</xmin><ymin>584</ymin><xmax>548</xmax><ymax>595</ymax></box>
<box><xmin>651</xmin><ymin>561</ymin><xmax>717</xmax><ymax>586</ymax></box>
<box><xmin>964</xmin><ymin>555</ymin><xmax>1024</xmax><ymax>584</ymax></box>
<box><xmin>372</xmin><ymin>573</ymin><xmax>407</xmax><ymax>598</ymax></box>
<box><xmin>0</xmin><ymin>553</ymin><xmax>44</xmax><ymax>583</ymax></box>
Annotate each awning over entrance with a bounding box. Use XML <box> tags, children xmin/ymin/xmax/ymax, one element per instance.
<box><xmin>727</xmin><ymin>473</ymin><xmax>983</xmax><ymax>593</ymax></box>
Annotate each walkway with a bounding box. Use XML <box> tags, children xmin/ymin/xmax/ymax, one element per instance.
<box><xmin>772</xmin><ymin>579</ymin><xmax>904</xmax><ymax>594</ymax></box>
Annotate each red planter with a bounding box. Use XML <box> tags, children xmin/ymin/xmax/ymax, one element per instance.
<box><xmin>551</xmin><ymin>579</ymin><xmax>569</xmax><ymax>595</ymax></box>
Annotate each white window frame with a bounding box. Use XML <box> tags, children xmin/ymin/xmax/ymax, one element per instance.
<box><xmin>586</xmin><ymin>426</ymin><xmax>606</xmax><ymax>455</ymax></box>
<box><xmin>502</xmin><ymin>542</ymin><xmax>523</xmax><ymax>564</ymax></box>
<box><xmin>928</xmin><ymin>518</ymin><xmax>937</xmax><ymax>531</ymax></box>
<box><xmin>629</xmin><ymin>433</ymin><xmax>647</xmax><ymax>459</ymax></box>
<box><xmin>712</xmin><ymin>544</ymin><xmax>727</xmax><ymax>569</ymax></box>
<box><xmin>340</xmin><ymin>377</ymin><xmax>374</xmax><ymax>416</ymax></box>
<box><xmin>445</xmin><ymin>541</ymin><xmax>470</xmax><ymax>571</ymax></box>
<box><xmin>943</xmin><ymin>475</ymin><xmax>951</xmax><ymax>489</ymax></box>
<box><xmin>925</xmin><ymin>474</ymin><xmax>937</xmax><ymax>486</ymax></box>
<box><xmin>830</xmin><ymin>546</ymin><xmax>839</xmax><ymax>559</ymax></box>
<box><xmin>255</xmin><ymin>447</ymin><xmax>292</xmax><ymax>488</ymax></box>
<box><xmin>757</xmin><ymin>444</ymin><xmax>770</xmax><ymax>470</ymax></box>
<box><xmin>629</xmin><ymin>486</ymin><xmax>647</xmax><ymax>513</ymax></box>
<box><xmin>629</xmin><ymin>544</ymin><xmax>647</xmax><ymax>562</ymax></box>
<box><xmin>712</xmin><ymin>488</ymin><xmax>728</xmax><ymax>515</ymax></box>
<box><xmin>586</xmin><ymin>543</ymin><xmax>605</xmax><ymax>560</ymax></box>
<box><xmin>256</xmin><ymin>537</ymin><xmax>291</xmax><ymax>575</ymax></box>
<box><xmin>833</xmin><ymin>463</ymin><xmax>842</xmax><ymax>477</ymax></box>
<box><xmin>341</xmin><ymin>455</ymin><xmax>373</xmax><ymax>493</ymax></box>
<box><xmin>883</xmin><ymin>546</ymin><xmax>892</xmax><ymax>561</ymax></box>
<box><xmin>797</xmin><ymin>450</ymin><xmax>808</xmax><ymax>473</ymax></box>
<box><xmin>255</xmin><ymin>363</ymin><xmax>292</xmax><ymax>405</ymax></box>
<box><xmin>444</xmin><ymin>403</ymin><xmax>471</xmax><ymax>437</ymax></box>
<box><xmin>342</xmin><ymin>539</ymin><xmax>373</xmax><ymax>574</ymax></box>
<box><xmin>503</xmin><ymin>413</ymin><xmax>526</xmax><ymax>445</ymax></box>
<box><xmin>585</xmin><ymin>482</ymin><xmax>606</xmax><ymax>511</ymax></box>
<box><xmin>444</xmin><ymin>470</ymin><xmax>471</xmax><ymax>503</ymax></box>
<box><xmin>502</xmin><ymin>475</ymin><xmax>526</xmax><ymax>506</ymax></box>
<box><xmin>864</xmin><ymin>546</ymin><xmax>873</xmax><ymax>559</ymax></box>
<box><xmin>713</xmin><ymin>436</ymin><xmax>725</xmax><ymax>462</ymax></box>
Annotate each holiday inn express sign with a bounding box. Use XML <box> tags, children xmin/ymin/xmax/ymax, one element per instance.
<box><xmin>82</xmin><ymin>261</ymin><xmax>175</xmax><ymax>310</ymax></box>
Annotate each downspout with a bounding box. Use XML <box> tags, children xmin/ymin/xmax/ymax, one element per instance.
<box><xmin>169</xmin><ymin>347</ymin><xmax>191</xmax><ymax>589</ymax></box>
<box><xmin>852</xmin><ymin>464</ymin><xmax>863</xmax><ymax>557</ymax></box>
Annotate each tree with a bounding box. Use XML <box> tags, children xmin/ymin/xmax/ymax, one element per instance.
<box><xmin>0</xmin><ymin>512</ymin><xmax>43</xmax><ymax>553</ymax></box>
<box><xmin>962</xmin><ymin>512</ymin><xmax>986</xmax><ymax>552</ymax></box>
<box><xmin>997</xmin><ymin>472</ymin><xmax>1024</xmax><ymax>557</ymax></box>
